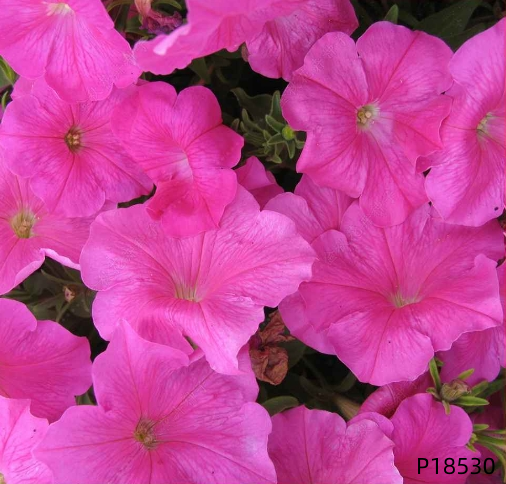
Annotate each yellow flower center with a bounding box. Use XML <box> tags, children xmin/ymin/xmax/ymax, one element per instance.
<box><xmin>174</xmin><ymin>284</ymin><xmax>200</xmax><ymax>302</ymax></box>
<box><xmin>134</xmin><ymin>419</ymin><xmax>158</xmax><ymax>450</ymax></box>
<box><xmin>65</xmin><ymin>127</ymin><xmax>82</xmax><ymax>152</ymax></box>
<box><xmin>0</xmin><ymin>473</ymin><xmax>5</xmax><ymax>484</ymax></box>
<box><xmin>357</xmin><ymin>104</ymin><xmax>379</xmax><ymax>128</ymax></box>
<box><xmin>391</xmin><ymin>291</ymin><xmax>419</xmax><ymax>308</ymax></box>
<box><xmin>46</xmin><ymin>2</ymin><xmax>73</xmax><ymax>16</ymax></box>
<box><xmin>11</xmin><ymin>211</ymin><xmax>36</xmax><ymax>239</ymax></box>
<box><xmin>477</xmin><ymin>113</ymin><xmax>491</xmax><ymax>134</ymax></box>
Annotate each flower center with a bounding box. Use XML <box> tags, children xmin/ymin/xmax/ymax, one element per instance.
<box><xmin>477</xmin><ymin>113</ymin><xmax>491</xmax><ymax>134</ymax></box>
<box><xmin>391</xmin><ymin>291</ymin><xmax>419</xmax><ymax>309</ymax></box>
<box><xmin>0</xmin><ymin>473</ymin><xmax>5</xmax><ymax>484</ymax></box>
<box><xmin>134</xmin><ymin>419</ymin><xmax>158</xmax><ymax>450</ymax></box>
<box><xmin>64</xmin><ymin>127</ymin><xmax>82</xmax><ymax>152</ymax></box>
<box><xmin>357</xmin><ymin>104</ymin><xmax>378</xmax><ymax>128</ymax></box>
<box><xmin>174</xmin><ymin>284</ymin><xmax>200</xmax><ymax>302</ymax></box>
<box><xmin>46</xmin><ymin>2</ymin><xmax>73</xmax><ymax>15</ymax></box>
<box><xmin>10</xmin><ymin>211</ymin><xmax>36</xmax><ymax>239</ymax></box>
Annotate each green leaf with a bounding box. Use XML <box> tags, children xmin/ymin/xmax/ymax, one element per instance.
<box><xmin>262</xmin><ymin>396</ymin><xmax>299</xmax><ymax>416</ymax></box>
<box><xmin>188</xmin><ymin>57</ymin><xmax>210</xmax><ymax>84</ymax></box>
<box><xmin>456</xmin><ymin>368</ymin><xmax>475</xmax><ymax>381</ymax></box>
<box><xmin>417</xmin><ymin>0</ymin><xmax>482</xmax><ymax>40</ymax></box>
<box><xmin>445</xmin><ymin>23</ymin><xmax>488</xmax><ymax>50</ymax></box>
<box><xmin>384</xmin><ymin>4</ymin><xmax>399</xmax><ymax>23</ymax></box>
<box><xmin>283</xmin><ymin>339</ymin><xmax>306</xmax><ymax>369</ymax></box>
<box><xmin>429</xmin><ymin>358</ymin><xmax>442</xmax><ymax>392</ymax></box>
<box><xmin>265</xmin><ymin>115</ymin><xmax>285</xmax><ymax>133</ymax></box>
<box><xmin>232</xmin><ymin>88</ymin><xmax>272</xmax><ymax>122</ymax></box>
<box><xmin>154</xmin><ymin>0</ymin><xmax>183</xmax><ymax>9</ymax></box>
<box><xmin>454</xmin><ymin>396</ymin><xmax>490</xmax><ymax>407</ymax></box>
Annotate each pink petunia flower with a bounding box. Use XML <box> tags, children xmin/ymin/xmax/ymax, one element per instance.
<box><xmin>0</xmin><ymin>79</ymin><xmax>152</xmax><ymax>218</ymax></box>
<box><xmin>282</xmin><ymin>22</ymin><xmax>453</xmax><ymax>226</ymax></box>
<box><xmin>0</xmin><ymin>0</ymin><xmax>140</xmax><ymax>102</ymax></box>
<box><xmin>80</xmin><ymin>187</ymin><xmax>315</xmax><ymax>374</ymax></box>
<box><xmin>0</xmin><ymin>299</ymin><xmax>92</xmax><ymax>422</ymax></box>
<box><xmin>35</xmin><ymin>323</ymin><xmax>276</xmax><ymax>484</ymax></box>
<box><xmin>0</xmin><ymin>396</ymin><xmax>52</xmax><ymax>484</ymax></box>
<box><xmin>292</xmin><ymin>202</ymin><xmax>503</xmax><ymax>385</ymax></box>
<box><xmin>134</xmin><ymin>0</ymin><xmax>305</xmax><ymax>75</ymax></box>
<box><xmin>391</xmin><ymin>394</ymin><xmax>477</xmax><ymax>484</ymax></box>
<box><xmin>236</xmin><ymin>157</ymin><xmax>283</xmax><ymax>209</ymax></box>
<box><xmin>265</xmin><ymin>175</ymin><xmax>353</xmax><ymax>353</ymax></box>
<box><xmin>247</xmin><ymin>0</ymin><xmax>358</xmax><ymax>81</ymax></box>
<box><xmin>0</xmin><ymin>159</ymin><xmax>95</xmax><ymax>295</ymax></box>
<box><xmin>111</xmin><ymin>82</ymin><xmax>243</xmax><ymax>236</ymax></box>
<box><xmin>268</xmin><ymin>405</ymin><xmax>402</xmax><ymax>484</ymax></box>
<box><xmin>425</xmin><ymin>19</ymin><xmax>505</xmax><ymax>227</ymax></box>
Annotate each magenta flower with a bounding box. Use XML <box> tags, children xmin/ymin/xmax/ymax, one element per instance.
<box><xmin>294</xmin><ymin>202</ymin><xmax>502</xmax><ymax>385</ymax></box>
<box><xmin>80</xmin><ymin>187</ymin><xmax>315</xmax><ymax>373</ymax></box>
<box><xmin>391</xmin><ymin>394</ymin><xmax>476</xmax><ymax>484</ymax></box>
<box><xmin>0</xmin><ymin>79</ymin><xmax>152</xmax><ymax>218</ymax></box>
<box><xmin>0</xmin><ymin>0</ymin><xmax>140</xmax><ymax>102</ymax></box>
<box><xmin>0</xmin><ymin>299</ymin><xmax>91</xmax><ymax>422</ymax></box>
<box><xmin>282</xmin><ymin>22</ymin><xmax>452</xmax><ymax>226</ymax></box>
<box><xmin>265</xmin><ymin>175</ymin><xmax>352</xmax><ymax>353</ymax></box>
<box><xmin>438</xmin><ymin>264</ymin><xmax>505</xmax><ymax>385</ymax></box>
<box><xmin>425</xmin><ymin>20</ymin><xmax>505</xmax><ymax>226</ymax></box>
<box><xmin>0</xmin><ymin>396</ymin><xmax>52</xmax><ymax>484</ymax></box>
<box><xmin>134</xmin><ymin>0</ymin><xmax>305</xmax><ymax>75</ymax></box>
<box><xmin>236</xmin><ymin>157</ymin><xmax>283</xmax><ymax>209</ymax></box>
<box><xmin>268</xmin><ymin>406</ymin><xmax>402</xmax><ymax>484</ymax></box>
<box><xmin>112</xmin><ymin>82</ymin><xmax>243</xmax><ymax>236</ymax></box>
<box><xmin>35</xmin><ymin>324</ymin><xmax>276</xmax><ymax>484</ymax></box>
<box><xmin>0</xmin><ymin>160</ymin><xmax>94</xmax><ymax>295</ymax></box>
<box><xmin>247</xmin><ymin>0</ymin><xmax>358</xmax><ymax>81</ymax></box>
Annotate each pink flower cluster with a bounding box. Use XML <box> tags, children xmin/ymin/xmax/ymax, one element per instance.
<box><xmin>0</xmin><ymin>0</ymin><xmax>503</xmax><ymax>483</ymax></box>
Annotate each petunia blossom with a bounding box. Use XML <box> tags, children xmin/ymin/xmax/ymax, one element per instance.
<box><xmin>247</xmin><ymin>0</ymin><xmax>358</xmax><ymax>81</ymax></box>
<box><xmin>236</xmin><ymin>157</ymin><xmax>283</xmax><ymax>209</ymax></box>
<box><xmin>35</xmin><ymin>323</ymin><xmax>276</xmax><ymax>484</ymax></box>
<box><xmin>134</xmin><ymin>0</ymin><xmax>305</xmax><ymax>75</ymax></box>
<box><xmin>0</xmin><ymin>396</ymin><xmax>52</xmax><ymax>484</ymax></box>
<box><xmin>0</xmin><ymin>159</ymin><xmax>95</xmax><ymax>295</ymax></box>
<box><xmin>292</xmin><ymin>202</ymin><xmax>503</xmax><ymax>385</ymax></box>
<box><xmin>0</xmin><ymin>0</ymin><xmax>140</xmax><ymax>102</ymax></box>
<box><xmin>80</xmin><ymin>187</ymin><xmax>315</xmax><ymax>374</ymax></box>
<box><xmin>268</xmin><ymin>405</ymin><xmax>402</xmax><ymax>484</ymax></box>
<box><xmin>112</xmin><ymin>82</ymin><xmax>243</xmax><ymax>236</ymax></box>
<box><xmin>0</xmin><ymin>79</ymin><xmax>152</xmax><ymax>218</ymax></box>
<box><xmin>282</xmin><ymin>22</ymin><xmax>452</xmax><ymax>226</ymax></box>
<box><xmin>391</xmin><ymin>394</ymin><xmax>477</xmax><ymax>484</ymax></box>
<box><xmin>0</xmin><ymin>299</ymin><xmax>92</xmax><ymax>422</ymax></box>
<box><xmin>425</xmin><ymin>19</ymin><xmax>505</xmax><ymax>227</ymax></box>
<box><xmin>265</xmin><ymin>175</ymin><xmax>353</xmax><ymax>353</ymax></box>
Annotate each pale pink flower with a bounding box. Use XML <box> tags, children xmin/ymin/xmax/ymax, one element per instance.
<box><xmin>437</xmin><ymin>267</ymin><xmax>504</xmax><ymax>385</ymax></box>
<box><xmin>80</xmin><ymin>187</ymin><xmax>315</xmax><ymax>373</ymax></box>
<box><xmin>0</xmin><ymin>159</ymin><xmax>94</xmax><ymax>295</ymax></box>
<box><xmin>247</xmin><ymin>0</ymin><xmax>358</xmax><ymax>81</ymax></box>
<box><xmin>295</xmin><ymin>202</ymin><xmax>503</xmax><ymax>385</ymax></box>
<box><xmin>268</xmin><ymin>406</ymin><xmax>402</xmax><ymax>484</ymax></box>
<box><xmin>0</xmin><ymin>0</ymin><xmax>140</xmax><ymax>102</ymax></box>
<box><xmin>425</xmin><ymin>19</ymin><xmax>505</xmax><ymax>226</ymax></box>
<box><xmin>0</xmin><ymin>299</ymin><xmax>91</xmax><ymax>422</ymax></box>
<box><xmin>391</xmin><ymin>394</ymin><xmax>477</xmax><ymax>484</ymax></box>
<box><xmin>35</xmin><ymin>323</ymin><xmax>276</xmax><ymax>484</ymax></box>
<box><xmin>134</xmin><ymin>0</ymin><xmax>305</xmax><ymax>75</ymax></box>
<box><xmin>236</xmin><ymin>157</ymin><xmax>283</xmax><ymax>209</ymax></box>
<box><xmin>0</xmin><ymin>79</ymin><xmax>152</xmax><ymax>218</ymax></box>
<box><xmin>111</xmin><ymin>82</ymin><xmax>243</xmax><ymax>236</ymax></box>
<box><xmin>282</xmin><ymin>22</ymin><xmax>452</xmax><ymax>226</ymax></box>
<box><xmin>0</xmin><ymin>396</ymin><xmax>52</xmax><ymax>484</ymax></box>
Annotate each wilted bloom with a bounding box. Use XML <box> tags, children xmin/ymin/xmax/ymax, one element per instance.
<box><xmin>0</xmin><ymin>79</ymin><xmax>152</xmax><ymax>218</ymax></box>
<box><xmin>80</xmin><ymin>187</ymin><xmax>315</xmax><ymax>374</ymax></box>
<box><xmin>236</xmin><ymin>157</ymin><xmax>284</xmax><ymax>209</ymax></box>
<box><xmin>426</xmin><ymin>19</ymin><xmax>505</xmax><ymax>226</ymax></box>
<box><xmin>134</xmin><ymin>0</ymin><xmax>305</xmax><ymax>75</ymax></box>
<box><xmin>35</xmin><ymin>324</ymin><xmax>277</xmax><ymax>484</ymax></box>
<box><xmin>391</xmin><ymin>394</ymin><xmax>476</xmax><ymax>483</ymax></box>
<box><xmin>282</xmin><ymin>22</ymin><xmax>452</xmax><ymax>226</ymax></box>
<box><xmin>0</xmin><ymin>396</ymin><xmax>52</xmax><ymax>484</ymax></box>
<box><xmin>0</xmin><ymin>159</ymin><xmax>94</xmax><ymax>295</ymax></box>
<box><xmin>112</xmin><ymin>82</ymin><xmax>243</xmax><ymax>236</ymax></box>
<box><xmin>293</xmin><ymin>202</ymin><xmax>502</xmax><ymax>385</ymax></box>
<box><xmin>268</xmin><ymin>406</ymin><xmax>402</xmax><ymax>484</ymax></box>
<box><xmin>249</xmin><ymin>311</ymin><xmax>294</xmax><ymax>385</ymax></box>
<box><xmin>247</xmin><ymin>0</ymin><xmax>358</xmax><ymax>81</ymax></box>
<box><xmin>0</xmin><ymin>299</ymin><xmax>91</xmax><ymax>422</ymax></box>
<box><xmin>0</xmin><ymin>0</ymin><xmax>140</xmax><ymax>102</ymax></box>
<box><xmin>266</xmin><ymin>175</ymin><xmax>353</xmax><ymax>353</ymax></box>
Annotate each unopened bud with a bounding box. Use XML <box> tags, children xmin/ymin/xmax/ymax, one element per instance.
<box><xmin>440</xmin><ymin>379</ymin><xmax>471</xmax><ymax>402</ymax></box>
